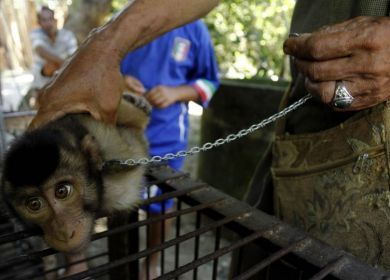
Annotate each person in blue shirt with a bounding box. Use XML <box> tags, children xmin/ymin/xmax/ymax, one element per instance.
<box><xmin>121</xmin><ymin>19</ymin><xmax>219</xmax><ymax>278</ymax></box>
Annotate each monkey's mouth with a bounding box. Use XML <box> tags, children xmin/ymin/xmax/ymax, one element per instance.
<box><xmin>46</xmin><ymin>230</ymin><xmax>91</xmax><ymax>254</ymax></box>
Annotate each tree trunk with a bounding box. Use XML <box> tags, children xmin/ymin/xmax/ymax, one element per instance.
<box><xmin>0</xmin><ymin>0</ymin><xmax>35</xmax><ymax>70</ymax></box>
<box><xmin>64</xmin><ymin>0</ymin><xmax>113</xmax><ymax>44</ymax></box>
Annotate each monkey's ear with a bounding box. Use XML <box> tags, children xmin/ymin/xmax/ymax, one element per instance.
<box><xmin>81</xmin><ymin>134</ymin><xmax>103</xmax><ymax>170</ymax></box>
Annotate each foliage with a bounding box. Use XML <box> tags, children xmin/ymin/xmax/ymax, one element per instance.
<box><xmin>111</xmin><ymin>0</ymin><xmax>128</xmax><ymax>13</ymax></box>
<box><xmin>204</xmin><ymin>0</ymin><xmax>295</xmax><ymax>80</ymax></box>
<box><xmin>112</xmin><ymin>0</ymin><xmax>295</xmax><ymax>80</ymax></box>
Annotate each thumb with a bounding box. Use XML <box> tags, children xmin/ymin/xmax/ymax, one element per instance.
<box><xmin>28</xmin><ymin>111</ymin><xmax>64</xmax><ymax>130</ymax></box>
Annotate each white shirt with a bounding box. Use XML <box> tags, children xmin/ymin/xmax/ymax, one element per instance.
<box><xmin>30</xmin><ymin>28</ymin><xmax>78</xmax><ymax>88</ymax></box>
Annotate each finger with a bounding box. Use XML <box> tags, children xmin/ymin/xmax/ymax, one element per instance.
<box><xmin>28</xmin><ymin>106</ymin><xmax>69</xmax><ymax>130</ymax></box>
<box><xmin>148</xmin><ymin>99</ymin><xmax>164</xmax><ymax>108</ymax></box>
<box><xmin>315</xmin><ymin>16</ymin><xmax>368</xmax><ymax>34</ymax></box>
<box><xmin>147</xmin><ymin>87</ymin><xmax>159</xmax><ymax>96</ymax></box>
<box><xmin>28</xmin><ymin>113</ymin><xmax>59</xmax><ymax>130</ymax></box>
<box><xmin>133</xmin><ymin>81</ymin><xmax>146</xmax><ymax>93</ymax></box>
<box><xmin>284</xmin><ymin>17</ymin><xmax>372</xmax><ymax>60</ymax></box>
<box><xmin>295</xmin><ymin>50</ymin><xmax>390</xmax><ymax>83</ymax></box>
<box><xmin>294</xmin><ymin>56</ymin><xmax>358</xmax><ymax>82</ymax></box>
<box><xmin>28</xmin><ymin>100</ymin><xmax>117</xmax><ymax>131</ymax></box>
<box><xmin>158</xmin><ymin>102</ymin><xmax>170</xmax><ymax>109</ymax></box>
<box><xmin>134</xmin><ymin>85</ymin><xmax>146</xmax><ymax>94</ymax></box>
<box><xmin>347</xmin><ymin>93</ymin><xmax>380</xmax><ymax>111</ymax></box>
<box><xmin>304</xmin><ymin>78</ymin><xmax>335</xmax><ymax>104</ymax></box>
<box><xmin>284</xmin><ymin>32</ymin><xmax>356</xmax><ymax>60</ymax></box>
<box><xmin>146</xmin><ymin>93</ymin><xmax>163</xmax><ymax>107</ymax></box>
<box><xmin>125</xmin><ymin>80</ymin><xmax>145</xmax><ymax>94</ymax></box>
<box><xmin>158</xmin><ymin>97</ymin><xmax>173</xmax><ymax>108</ymax></box>
<box><xmin>305</xmin><ymin>78</ymin><xmax>379</xmax><ymax>111</ymax></box>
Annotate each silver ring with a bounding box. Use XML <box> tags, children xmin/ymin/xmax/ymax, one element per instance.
<box><xmin>332</xmin><ymin>81</ymin><xmax>354</xmax><ymax>109</ymax></box>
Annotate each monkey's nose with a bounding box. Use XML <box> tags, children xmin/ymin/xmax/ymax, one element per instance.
<box><xmin>56</xmin><ymin>229</ymin><xmax>75</xmax><ymax>242</ymax></box>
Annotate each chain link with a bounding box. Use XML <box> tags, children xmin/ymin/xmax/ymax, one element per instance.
<box><xmin>103</xmin><ymin>94</ymin><xmax>312</xmax><ymax>168</ymax></box>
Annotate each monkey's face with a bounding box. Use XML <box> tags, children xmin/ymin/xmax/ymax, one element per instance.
<box><xmin>2</xmin><ymin>127</ymin><xmax>103</xmax><ymax>254</ymax></box>
<box><xmin>8</xmin><ymin>172</ymin><xmax>96</xmax><ymax>254</ymax></box>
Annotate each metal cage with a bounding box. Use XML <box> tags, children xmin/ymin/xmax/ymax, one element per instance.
<box><xmin>1</xmin><ymin>164</ymin><xmax>390</xmax><ymax>280</ymax></box>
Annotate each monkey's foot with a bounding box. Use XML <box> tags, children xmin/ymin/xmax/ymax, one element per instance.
<box><xmin>123</xmin><ymin>92</ymin><xmax>152</xmax><ymax>115</ymax></box>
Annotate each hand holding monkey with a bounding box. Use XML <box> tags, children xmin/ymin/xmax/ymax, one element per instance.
<box><xmin>29</xmin><ymin>34</ymin><xmax>126</xmax><ymax>130</ymax></box>
<box><xmin>29</xmin><ymin>0</ymin><xmax>219</xmax><ymax>130</ymax></box>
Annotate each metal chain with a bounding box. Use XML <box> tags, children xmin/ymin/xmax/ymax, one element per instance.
<box><xmin>103</xmin><ymin>94</ymin><xmax>312</xmax><ymax>168</ymax></box>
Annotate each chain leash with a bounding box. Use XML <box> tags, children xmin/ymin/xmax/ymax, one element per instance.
<box><xmin>103</xmin><ymin>94</ymin><xmax>312</xmax><ymax>168</ymax></box>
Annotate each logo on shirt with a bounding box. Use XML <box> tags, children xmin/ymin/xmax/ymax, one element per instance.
<box><xmin>172</xmin><ymin>37</ymin><xmax>191</xmax><ymax>62</ymax></box>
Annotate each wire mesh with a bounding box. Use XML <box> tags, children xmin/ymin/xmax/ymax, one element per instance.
<box><xmin>1</xmin><ymin>164</ymin><xmax>390</xmax><ymax>280</ymax></box>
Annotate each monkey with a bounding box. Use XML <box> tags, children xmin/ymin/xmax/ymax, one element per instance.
<box><xmin>1</xmin><ymin>93</ymin><xmax>150</xmax><ymax>255</ymax></box>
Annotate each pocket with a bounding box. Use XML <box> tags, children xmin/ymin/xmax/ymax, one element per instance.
<box><xmin>273</xmin><ymin>144</ymin><xmax>385</xmax><ymax>177</ymax></box>
<box><xmin>271</xmin><ymin>105</ymin><xmax>390</xmax><ymax>269</ymax></box>
<box><xmin>272</xmin><ymin>144</ymin><xmax>387</xmax><ymax>227</ymax></box>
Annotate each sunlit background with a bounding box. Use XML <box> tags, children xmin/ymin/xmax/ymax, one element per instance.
<box><xmin>0</xmin><ymin>0</ymin><xmax>295</xmax><ymax>113</ymax></box>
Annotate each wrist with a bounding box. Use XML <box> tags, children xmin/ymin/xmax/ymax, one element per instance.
<box><xmin>174</xmin><ymin>85</ymin><xmax>199</xmax><ymax>103</ymax></box>
<box><xmin>104</xmin><ymin>3</ymin><xmax>159</xmax><ymax>57</ymax></box>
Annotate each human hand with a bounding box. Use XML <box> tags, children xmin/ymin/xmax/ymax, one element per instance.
<box><xmin>124</xmin><ymin>75</ymin><xmax>146</xmax><ymax>95</ymax></box>
<box><xmin>29</xmin><ymin>30</ymin><xmax>125</xmax><ymax>130</ymax></box>
<box><xmin>284</xmin><ymin>16</ymin><xmax>390</xmax><ymax>111</ymax></box>
<box><xmin>42</xmin><ymin>61</ymin><xmax>61</xmax><ymax>77</ymax></box>
<box><xmin>146</xmin><ymin>85</ymin><xmax>178</xmax><ymax>108</ymax></box>
<box><xmin>28</xmin><ymin>0</ymin><xmax>219</xmax><ymax>130</ymax></box>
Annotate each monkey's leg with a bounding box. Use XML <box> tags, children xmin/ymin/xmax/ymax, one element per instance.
<box><xmin>116</xmin><ymin>92</ymin><xmax>151</xmax><ymax>130</ymax></box>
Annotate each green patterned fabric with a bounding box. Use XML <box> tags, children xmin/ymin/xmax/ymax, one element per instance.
<box><xmin>273</xmin><ymin>0</ymin><xmax>390</xmax><ymax>271</ymax></box>
<box><xmin>273</xmin><ymin>104</ymin><xmax>390</xmax><ymax>269</ymax></box>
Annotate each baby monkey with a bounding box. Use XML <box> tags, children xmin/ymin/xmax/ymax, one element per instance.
<box><xmin>1</xmin><ymin>93</ymin><xmax>150</xmax><ymax>254</ymax></box>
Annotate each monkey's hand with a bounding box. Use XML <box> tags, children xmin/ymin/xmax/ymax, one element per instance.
<box><xmin>116</xmin><ymin>93</ymin><xmax>151</xmax><ymax>130</ymax></box>
<box><xmin>122</xmin><ymin>92</ymin><xmax>152</xmax><ymax>116</ymax></box>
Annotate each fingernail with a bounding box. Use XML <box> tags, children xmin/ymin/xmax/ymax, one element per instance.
<box><xmin>289</xmin><ymin>33</ymin><xmax>301</xmax><ymax>38</ymax></box>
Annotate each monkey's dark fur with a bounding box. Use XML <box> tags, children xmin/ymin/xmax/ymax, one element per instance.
<box><xmin>1</xmin><ymin>94</ymin><xmax>150</xmax><ymax>253</ymax></box>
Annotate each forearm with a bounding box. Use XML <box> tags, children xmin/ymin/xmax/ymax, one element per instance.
<box><xmin>171</xmin><ymin>85</ymin><xmax>200</xmax><ymax>103</ymax></box>
<box><xmin>29</xmin><ymin>0</ymin><xmax>218</xmax><ymax>129</ymax></box>
<box><xmin>35</xmin><ymin>46</ymin><xmax>64</xmax><ymax>65</ymax></box>
<box><xmin>99</xmin><ymin>0</ymin><xmax>219</xmax><ymax>59</ymax></box>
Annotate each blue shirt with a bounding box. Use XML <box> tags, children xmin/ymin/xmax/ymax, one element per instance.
<box><xmin>121</xmin><ymin>20</ymin><xmax>219</xmax><ymax>166</ymax></box>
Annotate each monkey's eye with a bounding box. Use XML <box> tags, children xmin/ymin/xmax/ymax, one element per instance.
<box><xmin>55</xmin><ymin>183</ymin><xmax>73</xmax><ymax>199</ymax></box>
<box><xmin>25</xmin><ymin>197</ymin><xmax>43</xmax><ymax>212</ymax></box>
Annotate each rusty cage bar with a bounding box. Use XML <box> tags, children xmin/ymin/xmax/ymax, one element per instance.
<box><xmin>1</xmin><ymin>162</ymin><xmax>390</xmax><ymax>280</ymax></box>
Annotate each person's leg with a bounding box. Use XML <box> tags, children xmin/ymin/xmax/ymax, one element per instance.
<box><xmin>141</xmin><ymin>158</ymin><xmax>183</xmax><ymax>279</ymax></box>
<box><xmin>142</xmin><ymin>204</ymin><xmax>174</xmax><ymax>279</ymax></box>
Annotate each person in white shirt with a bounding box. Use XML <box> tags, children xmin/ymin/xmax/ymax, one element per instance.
<box><xmin>22</xmin><ymin>6</ymin><xmax>77</xmax><ymax>110</ymax></box>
